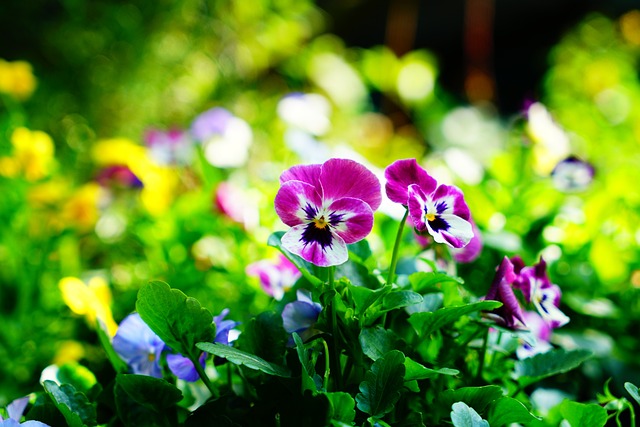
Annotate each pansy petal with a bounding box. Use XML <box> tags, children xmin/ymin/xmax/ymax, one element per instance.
<box><xmin>319</xmin><ymin>158</ymin><xmax>381</xmax><ymax>210</ymax></box>
<box><xmin>451</xmin><ymin>219</ymin><xmax>482</xmax><ymax>263</ymax></box>
<box><xmin>384</xmin><ymin>158</ymin><xmax>437</xmax><ymax>205</ymax></box>
<box><xmin>407</xmin><ymin>184</ymin><xmax>429</xmax><ymax>231</ymax></box>
<box><xmin>431</xmin><ymin>184</ymin><xmax>471</xmax><ymax>220</ymax></box>
<box><xmin>281</xmin><ymin>224</ymin><xmax>348</xmax><ymax>267</ymax></box>
<box><xmin>282</xmin><ymin>300</ymin><xmax>322</xmax><ymax>333</ymax></box>
<box><xmin>167</xmin><ymin>352</ymin><xmax>206</xmax><ymax>382</ymax></box>
<box><xmin>280</xmin><ymin>163</ymin><xmax>322</xmax><ymax>188</ymax></box>
<box><xmin>427</xmin><ymin>214</ymin><xmax>473</xmax><ymax>248</ymax></box>
<box><xmin>21</xmin><ymin>422</ymin><xmax>51</xmax><ymax>427</ymax></box>
<box><xmin>274</xmin><ymin>180</ymin><xmax>323</xmax><ymax>227</ymax></box>
<box><xmin>7</xmin><ymin>396</ymin><xmax>29</xmax><ymax>420</ymax></box>
<box><xmin>327</xmin><ymin>197</ymin><xmax>374</xmax><ymax>244</ymax></box>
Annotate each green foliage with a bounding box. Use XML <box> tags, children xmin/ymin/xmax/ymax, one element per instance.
<box><xmin>514</xmin><ymin>348</ymin><xmax>593</xmax><ymax>384</ymax></box>
<box><xmin>450</xmin><ymin>402</ymin><xmax>489</xmax><ymax>427</ymax></box>
<box><xmin>559</xmin><ymin>400</ymin><xmax>608</xmax><ymax>427</ymax></box>
<box><xmin>197</xmin><ymin>342</ymin><xmax>291</xmax><ymax>377</ymax></box>
<box><xmin>356</xmin><ymin>350</ymin><xmax>406</xmax><ymax>418</ymax></box>
<box><xmin>408</xmin><ymin>300</ymin><xmax>501</xmax><ymax>337</ymax></box>
<box><xmin>42</xmin><ymin>380</ymin><xmax>97</xmax><ymax>427</ymax></box>
<box><xmin>136</xmin><ymin>281</ymin><xmax>216</xmax><ymax>359</ymax></box>
<box><xmin>487</xmin><ymin>396</ymin><xmax>539</xmax><ymax>426</ymax></box>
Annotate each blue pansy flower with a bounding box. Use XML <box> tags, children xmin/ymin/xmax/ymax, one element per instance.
<box><xmin>112</xmin><ymin>313</ymin><xmax>166</xmax><ymax>378</ymax></box>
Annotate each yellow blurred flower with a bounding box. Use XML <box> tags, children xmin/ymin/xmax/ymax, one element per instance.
<box><xmin>0</xmin><ymin>59</ymin><xmax>37</xmax><ymax>100</ymax></box>
<box><xmin>2</xmin><ymin>127</ymin><xmax>56</xmax><ymax>181</ymax></box>
<box><xmin>59</xmin><ymin>276</ymin><xmax>118</xmax><ymax>337</ymax></box>
<box><xmin>92</xmin><ymin>137</ymin><xmax>180</xmax><ymax>215</ymax></box>
<box><xmin>61</xmin><ymin>182</ymin><xmax>102</xmax><ymax>231</ymax></box>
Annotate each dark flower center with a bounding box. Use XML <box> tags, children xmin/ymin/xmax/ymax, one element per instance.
<box><xmin>302</xmin><ymin>221</ymin><xmax>333</xmax><ymax>248</ymax></box>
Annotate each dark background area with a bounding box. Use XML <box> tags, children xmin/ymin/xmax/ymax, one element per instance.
<box><xmin>319</xmin><ymin>0</ymin><xmax>640</xmax><ymax>114</ymax></box>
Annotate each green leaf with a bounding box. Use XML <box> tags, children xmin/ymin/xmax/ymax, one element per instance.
<box><xmin>487</xmin><ymin>396</ymin><xmax>540</xmax><ymax>426</ymax></box>
<box><xmin>382</xmin><ymin>290</ymin><xmax>423</xmax><ymax>312</ymax></box>
<box><xmin>324</xmin><ymin>392</ymin><xmax>356</xmax><ymax>423</ymax></box>
<box><xmin>408</xmin><ymin>301</ymin><xmax>501</xmax><ymax>337</ymax></box>
<box><xmin>115</xmin><ymin>374</ymin><xmax>182</xmax><ymax>412</ymax></box>
<box><xmin>95</xmin><ymin>318</ymin><xmax>129</xmax><ymax>374</ymax></box>
<box><xmin>43</xmin><ymin>380</ymin><xmax>97</xmax><ymax>427</ymax></box>
<box><xmin>559</xmin><ymin>400</ymin><xmax>607</xmax><ymax>427</ymax></box>
<box><xmin>136</xmin><ymin>281</ymin><xmax>215</xmax><ymax>359</ymax></box>
<box><xmin>237</xmin><ymin>311</ymin><xmax>288</xmax><ymax>364</ymax></box>
<box><xmin>359</xmin><ymin>326</ymin><xmax>402</xmax><ymax>361</ymax></box>
<box><xmin>56</xmin><ymin>362</ymin><xmax>97</xmax><ymax>395</ymax></box>
<box><xmin>625</xmin><ymin>382</ymin><xmax>640</xmax><ymax>405</ymax></box>
<box><xmin>268</xmin><ymin>231</ymin><xmax>323</xmax><ymax>286</ymax></box>
<box><xmin>404</xmin><ymin>357</ymin><xmax>459</xmax><ymax>381</ymax></box>
<box><xmin>197</xmin><ymin>342</ymin><xmax>291</xmax><ymax>377</ymax></box>
<box><xmin>294</xmin><ymin>332</ymin><xmax>318</xmax><ymax>393</ymax></box>
<box><xmin>409</xmin><ymin>272</ymin><xmax>463</xmax><ymax>294</ymax></box>
<box><xmin>348</xmin><ymin>239</ymin><xmax>372</xmax><ymax>262</ymax></box>
<box><xmin>439</xmin><ymin>386</ymin><xmax>503</xmax><ymax>415</ymax></box>
<box><xmin>514</xmin><ymin>349</ymin><xmax>593</xmax><ymax>384</ymax></box>
<box><xmin>351</xmin><ymin>285</ymin><xmax>389</xmax><ymax>316</ymax></box>
<box><xmin>450</xmin><ymin>402</ymin><xmax>489</xmax><ymax>427</ymax></box>
<box><xmin>356</xmin><ymin>350</ymin><xmax>406</xmax><ymax>418</ymax></box>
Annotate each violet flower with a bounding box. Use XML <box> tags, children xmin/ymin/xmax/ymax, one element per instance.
<box><xmin>112</xmin><ymin>313</ymin><xmax>165</xmax><ymax>378</ymax></box>
<box><xmin>144</xmin><ymin>128</ymin><xmax>193</xmax><ymax>166</ymax></box>
<box><xmin>483</xmin><ymin>257</ymin><xmax>526</xmax><ymax>329</ymax></box>
<box><xmin>96</xmin><ymin>165</ymin><xmax>143</xmax><ymax>188</ymax></box>
<box><xmin>0</xmin><ymin>396</ymin><xmax>49</xmax><ymax>427</ymax></box>
<box><xmin>516</xmin><ymin>311</ymin><xmax>553</xmax><ymax>359</ymax></box>
<box><xmin>282</xmin><ymin>290</ymin><xmax>322</xmax><ymax>341</ymax></box>
<box><xmin>274</xmin><ymin>158</ymin><xmax>381</xmax><ymax>267</ymax></box>
<box><xmin>167</xmin><ymin>309</ymin><xmax>239</xmax><ymax>382</ymax></box>
<box><xmin>246</xmin><ymin>254</ymin><xmax>301</xmax><ymax>300</ymax></box>
<box><xmin>384</xmin><ymin>159</ymin><xmax>473</xmax><ymax>249</ymax></box>
<box><xmin>512</xmin><ymin>256</ymin><xmax>569</xmax><ymax>328</ymax></box>
<box><xmin>551</xmin><ymin>156</ymin><xmax>594</xmax><ymax>192</ymax></box>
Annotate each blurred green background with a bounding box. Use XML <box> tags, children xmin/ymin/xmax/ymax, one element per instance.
<box><xmin>1</xmin><ymin>0</ymin><xmax>640</xmax><ymax>410</ymax></box>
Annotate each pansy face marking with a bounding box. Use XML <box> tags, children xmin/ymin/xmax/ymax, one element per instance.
<box><xmin>275</xmin><ymin>159</ymin><xmax>381</xmax><ymax>267</ymax></box>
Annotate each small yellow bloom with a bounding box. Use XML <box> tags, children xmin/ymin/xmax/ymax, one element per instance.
<box><xmin>0</xmin><ymin>59</ymin><xmax>37</xmax><ymax>100</ymax></box>
<box><xmin>9</xmin><ymin>127</ymin><xmax>56</xmax><ymax>181</ymax></box>
<box><xmin>61</xmin><ymin>183</ymin><xmax>102</xmax><ymax>231</ymax></box>
<box><xmin>59</xmin><ymin>276</ymin><xmax>118</xmax><ymax>337</ymax></box>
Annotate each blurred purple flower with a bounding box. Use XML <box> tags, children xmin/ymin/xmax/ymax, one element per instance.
<box><xmin>112</xmin><ymin>313</ymin><xmax>165</xmax><ymax>378</ymax></box>
<box><xmin>96</xmin><ymin>165</ymin><xmax>143</xmax><ymax>188</ymax></box>
<box><xmin>144</xmin><ymin>128</ymin><xmax>194</xmax><ymax>165</ymax></box>
<box><xmin>516</xmin><ymin>311</ymin><xmax>553</xmax><ymax>359</ymax></box>
<box><xmin>274</xmin><ymin>158</ymin><xmax>381</xmax><ymax>267</ymax></box>
<box><xmin>385</xmin><ymin>159</ymin><xmax>473</xmax><ymax>249</ymax></box>
<box><xmin>282</xmin><ymin>290</ymin><xmax>322</xmax><ymax>341</ymax></box>
<box><xmin>246</xmin><ymin>254</ymin><xmax>301</xmax><ymax>301</ymax></box>
<box><xmin>483</xmin><ymin>257</ymin><xmax>526</xmax><ymax>329</ymax></box>
<box><xmin>166</xmin><ymin>309</ymin><xmax>239</xmax><ymax>382</ymax></box>
<box><xmin>551</xmin><ymin>156</ymin><xmax>595</xmax><ymax>192</ymax></box>
<box><xmin>0</xmin><ymin>396</ymin><xmax>49</xmax><ymax>427</ymax></box>
<box><xmin>190</xmin><ymin>107</ymin><xmax>234</xmax><ymax>142</ymax></box>
<box><xmin>512</xmin><ymin>256</ymin><xmax>569</xmax><ymax>328</ymax></box>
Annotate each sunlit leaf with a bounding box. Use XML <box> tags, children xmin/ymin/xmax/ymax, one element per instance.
<box><xmin>450</xmin><ymin>402</ymin><xmax>489</xmax><ymax>427</ymax></box>
<box><xmin>408</xmin><ymin>301</ymin><xmax>501</xmax><ymax>337</ymax></box>
<box><xmin>43</xmin><ymin>380</ymin><xmax>97</xmax><ymax>427</ymax></box>
<box><xmin>514</xmin><ymin>349</ymin><xmax>592</xmax><ymax>384</ymax></box>
<box><xmin>404</xmin><ymin>357</ymin><xmax>459</xmax><ymax>382</ymax></box>
<box><xmin>559</xmin><ymin>400</ymin><xmax>607</xmax><ymax>427</ymax></box>
<box><xmin>487</xmin><ymin>396</ymin><xmax>540</xmax><ymax>426</ymax></box>
<box><xmin>197</xmin><ymin>342</ymin><xmax>291</xmax><ymax>377</ymax></box>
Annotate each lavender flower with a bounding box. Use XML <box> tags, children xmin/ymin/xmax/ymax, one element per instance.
<box><xmin>144</xmin><ymin>128</ymin><xmax>193</xmax><ymax>166</ymax></box>
<box><xmin>282</xmin><ymin>290</ymin><xmax>322</xmax><ymax>341</ymax></box>
<box><xmin>274</xmin><ymin>158</ymin><xmax>381</xmax><ymax>267</ymax></box>
<box><xmin>551</xmin><ymin>156</ymin><xmax>595</xmax><ymax>192</ymax></box>
<box><xmin>516</xmin><ymin>311</ymin><xmax>553</xmax><ymax>359</ymax></box>
<box><xmin>385</xmin><ymin>159</ymin><xmax>473</xmax><ymax>249</ymax></box>
<box><xmin>112</xmin><ymin>313</ymin><xmax>165</xmax><ymax>378</ymax></box>
<box><xmin>0</xmin><ymin>396</ymin><xmax>49</xmax><ymax>427</ymax></box>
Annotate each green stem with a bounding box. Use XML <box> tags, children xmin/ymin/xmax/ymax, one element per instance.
<box><xmin>476</xmin><ymin>327</ymin><xmax>489</xmax><ymax>382</ymax></box>
<box><xmin>322</xmin><ymin>338</ymin><xmax>331</xmax><ymax>391</ymax></box>
<box><xmin>191</xmin><ymin>353</ymin><xmax>218</xmax><ymax>398</ymax></box>
<box><xmin>628</xmin><ymin>400</ymin><xmax>636</xmax><ymax>427</ymax></box>
<box><xmin>386</xmin><ymin>209</ymin><xmax>409</xmax><ymax>286</ymax></box>
<box><xmin>327</xmin><ymin>266</ymin><xmax>343</xmax><ymax>391</ymax></box>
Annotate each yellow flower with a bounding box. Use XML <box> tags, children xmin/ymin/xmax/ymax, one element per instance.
<box><xmin>0</xmin><ymin>59</ymin><xmax>37</xmax><ymax>100</ymax></box>
<box><xmin>61</xmin><ymin>182</ymin><xmax>102</xmax><ymax>231</ymax></box>
<box><xmin>59</xmin><ymin>276</ymin><xmax>118</xmax><ymax>337</ymax></box>
<box><xmin>9</xmin><ymin>127</ymin><xmax>56</xmax><ymax>181</ymax></box>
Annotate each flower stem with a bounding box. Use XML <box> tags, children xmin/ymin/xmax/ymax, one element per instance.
<box><xmin>476</xmin><ymin>326</ymin><xmax>489</xmax><ymax>382</ymax></box>
<box><xmin>386</xmin><ymin>209</ymin><xmax>409</xmax><ymax>286</ymax></box>
<box><xmin>327</xmin><ymin>266</ymin><xmax>343</xmax><ymax>391</ymax></box>
<box><xmin>191</xmin><ymin>353</ymin><xmax>218</xmax><ymax>398</ymax></box>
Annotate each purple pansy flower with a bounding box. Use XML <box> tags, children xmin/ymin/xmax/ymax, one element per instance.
<box><xmin>246</xmin><ymin>254</ymin><xmax>301</xmax><ymax>300</ymax></box>
<box><xmin>282</xmin><ymin>290</ymin><xmax>322</xmax><ymax>341</ymax></box>
<box><xmin>274</xmin><ymin>158</ymin><xmax>381</xmax><ymax>267</ymax></box>
<box><xmin>144</xmin><ymin>128</ymin><xmax>194</xmax><ymax>166</ymax></box>
<box><xmin>0</xmin><ymin>396</ymin><xmax>49</xmax><ymax>427</ymax></box>
<box><xmin>96</xmin><ymin>165</ymin><xmax>143</xmax><ymax>188</ymax></box>
<box><xmin>451</xmin><ymin>219</ymin><xmax>482</xmax><ymax>263</ymax></box>
<box><xmin>167</xmin><ymin>309</ymin><xmax>239</xmax><ymax>382</ymax></box>
<box><xmin>511</xmin><ymin>256</ymin><xmax>569</xmax><ymax>328</ymax></box>
<box><xmin>516</xmin><ymin>311</ymin><xmax>553</xmax><ymax>359</ymax></box>
<box><xmin>551</xmin><ymin>156</ymin><xmax>595</xmax><ymax>192</ymax></box>
<box><xmin>384</xmin><ymin>159</ymin><xmax>473</xmax><ymax>249</ymax></box>
<box><xmin>112</xmin><ymin>313</ymin><xmax>165</xmax><ymax>378</ymax></box>
<box><xmin>483</xmin><ymin>257</ymin><xmax>526</xmax><ymax>329</ymax></box>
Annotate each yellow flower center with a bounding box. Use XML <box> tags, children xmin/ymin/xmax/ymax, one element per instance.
<box><xmin>426</xmin><ymin>213</ymin><xmax>436</xmax><ymax>222</ymax></box>
<box><xmin>313</xmin><ymin>216</ymin><xmax>329</xmax><ymax>229</ymax></box>
<box><xmin>148</xmin><ymin>353</ymin><xmax>156</xmax><ymax>362</ymax></box>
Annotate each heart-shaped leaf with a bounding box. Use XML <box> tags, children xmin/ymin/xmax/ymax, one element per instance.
<box><xmin>356</xmin><ymin>350</ymin><xmax>406</xmax><ymax>418</ymax></box>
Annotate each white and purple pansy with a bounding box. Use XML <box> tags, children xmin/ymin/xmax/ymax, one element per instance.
<box><xmin>512</xmin><ymin>256</ymin><xmax>569</xmax><ymax>328</ymax></box>
<box><xmin>275</xmin><ymin>158</ymin><xmax>381</xmax><ymax>267</ymax></box>
<box><xmin>384</xmin><ymin>158</ymin><xmax>473</xmax><ymax>249</ymax></box>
